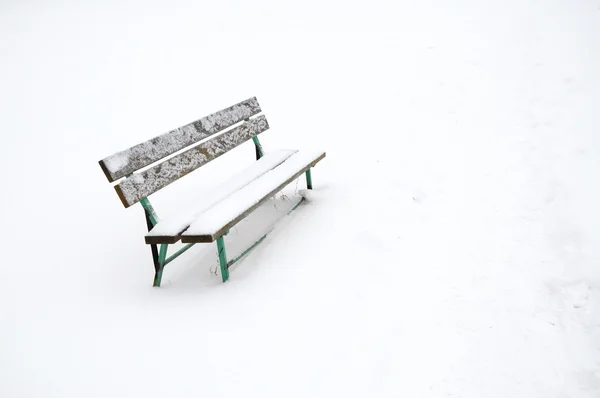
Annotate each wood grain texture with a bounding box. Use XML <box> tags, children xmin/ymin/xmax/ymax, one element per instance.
<box><xmin>181</xmin><ymin>152</ymin><xmax>326</xmax><ymax>243</ymax></box>
<box><xmin>145</xmin><ymin>235</ymin><xmax>181</xmax><ymax>245</ymax></box>
<box><xmin>114</xmin><ymin>115</ymin><xmax>270</xmax><ymax>208</ymax></box>
<box><xmin>99</xmin><ymin>97</ymin><xmax>261</xmax><ymax>182</ymax></box>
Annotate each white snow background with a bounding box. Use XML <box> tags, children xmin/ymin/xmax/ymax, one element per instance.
<box><xmin>1</xmin><ymin>1</ymin><xmax>600</xmax><ymax>397</ymax></box>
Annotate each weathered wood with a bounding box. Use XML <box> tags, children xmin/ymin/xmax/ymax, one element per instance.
<box><xmin>99</xmin><ymin>97</ymin><xmax>261</xmax><ymax>182</ymax></box>
<box><xmin>181</xmin><ymin>152</ymin><xmax>326</xmax><ymax>243</ymax></box>
<box><xmin>145</xmin><ymin>234</ymin><xmax>181</xmax><ymax>245</ymax></box>
<box><xmin>114</xmin><ymin>115</ymin><xmax>270</xmax><ymax>208</ymax></box>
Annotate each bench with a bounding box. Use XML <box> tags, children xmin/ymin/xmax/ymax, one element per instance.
<box><xmin>99</xmin><ymin>97</ymin><xmax>326</xmax><ymax>287</ymax></box>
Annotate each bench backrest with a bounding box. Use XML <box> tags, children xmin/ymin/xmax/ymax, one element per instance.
<box><xmin>99</xmin><ymin>97</ymin><xmax>269</xmax><ymax>208</ymax></box>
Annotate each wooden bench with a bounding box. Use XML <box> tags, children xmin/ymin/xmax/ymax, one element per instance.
<box><xmin>99</xmin><ymin>97</ymin><xmax>326</xmax><ymax>287</ymax></box>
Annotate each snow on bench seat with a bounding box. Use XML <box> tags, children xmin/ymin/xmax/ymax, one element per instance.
<box><xmin>145</xmin><ymin>149</ymin><xmax>297</xmax><ymax>244</ymax></box>
<box><xmin>181</xmin><ymin>150</ymin><xmax>326</xmax><ymax>243</ymax></box>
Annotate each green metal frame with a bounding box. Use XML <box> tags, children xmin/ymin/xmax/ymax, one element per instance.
<box><xmin>252</xmin><ymin>136</ymin><xmax>264</xmax><ymax>160</ymax></box>
<box><xmin>139</xmin><ymin>195</ymin><xmax>198</xmax><ymax>287</ymax></box>
<box><xmin>216</xmin><ymin>236</ymin><xmax>229</xmax><ymax>282</ymax></box>
<box><xmin>305</xmin><ymin>169</ymin><xmax>313</xmax><ymax>190</ymax></box>
<box><xmin>154</xmin><ymin>244</ymin><xmax>168</xmax><ymax>287</ymax></box>
<box><xmin>131</xmin><ymin>135</ymin><xmax>315</xmax><ymax>287</ymax></box>
<box><xmin>139</xmin><ymin>197</ymin><xmax>158</xmax><ymax>225</ymax></box>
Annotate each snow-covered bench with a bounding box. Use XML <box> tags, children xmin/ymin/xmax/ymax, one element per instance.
<box><xmin>99</xmin><ymin>97</ymin><xmax>326</xmax><ymax>287</ymax></box>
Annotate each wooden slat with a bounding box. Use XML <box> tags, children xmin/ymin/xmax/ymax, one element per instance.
<box><xmin>181</xmin><ymin>152</ymin><xmax>326</xmax><ymax>243</ymax></box>
<box><xmin>114</xmin><ymin>115</ymin><xmax>270</xmax><ymax>208</ymax></box>
<box><xmin>144</xmin><ymin>150</ymin><xmax>298</xmax><ymax>245</ymax></box>
<box><xmin>99</xmin><ymin>97</ymin><xmax>261</xmax><ymax>182</ymax></box>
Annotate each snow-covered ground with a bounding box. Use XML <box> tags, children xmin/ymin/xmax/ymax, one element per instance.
<box><xmin>2</xmin><ymin>1</ymin><xmax>600</xmax><ymax>397</ymax></box>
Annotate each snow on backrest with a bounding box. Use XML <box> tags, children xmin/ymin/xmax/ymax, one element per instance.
<box><xmin>113</xmin><ymin>115</ymin><xmax>270</xmax><ymax>208</ymax></box>
<box><xmin>98</xmin><ymin>97</ymin><xmax>262</xmax><ymax>182</ymax></box>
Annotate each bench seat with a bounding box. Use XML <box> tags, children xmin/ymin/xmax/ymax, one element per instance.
<box><xmin>146</xmin><ymin>149</ymin><xmax>325</xmax><ymax>244</ymax></box>
<box><xmin>182</xmin><ymin>149</ymin><xmax>325</xmax><ymax>243</ymax></box>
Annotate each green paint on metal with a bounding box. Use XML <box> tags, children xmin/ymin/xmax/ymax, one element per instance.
<box><xmin>252</xmin><ymin>136</ymin><xmax>264</xmax><ymax>159</ymax></box>
<box><xmin>227</xmin><ymin>234</ymin><xmax>268</xmax><ymax>269</ymax></box>
<box><xmin>139</xmin><ymin>197</ymin><xmax>159</xmax><ymax>226</ymax></box>
<box><xmin>217</xmin><ymin>237</ymin><xmax>229</xmax><ymax>282</ymax></box>
<box><xmin>305</xmin><ymin>168</ymin><xmax>313</xmax><ymax>190</ymax></box>
<box><xmin>154</xmin><ymin>244</ymin><xmax>168</xmax><ymax>287</ymax></box>
<box><xmin>288</xmin><ymin>196</ymin><xmax>305</xmax><ymax>214</ymax></box>
<box><xmin>226</xmin><ymin>196</ymin><xmax>306</xmax><ymax>269</ymax></box>
<box><xmin>164</xmin><ymin>243</ymin><xmax>195</xmax><ymax>266</ymax></box>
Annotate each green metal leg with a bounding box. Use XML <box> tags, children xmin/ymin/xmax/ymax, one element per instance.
<box><xmin>305</xmin><ymin>168</ymin><xmax>313</xmax><ymax>190</ymax></box>
<box><xmin>216</xmin><ymin>237</ymin><xmax>229</xmax><ymax>283</ymax></box>
<box><xmin>139</xmin><ymin>197</ymin><xmax>159</xmax><ymax>225</ymax></box>
<box><xmin>252</xmin><ymin>136</ymin><xmax>264</xmax><ymax>160</ymax></box>
<box><xmin>153</xmin><ymin>244</ymin><xmax>168</xmax><ymax>287</ymax></box>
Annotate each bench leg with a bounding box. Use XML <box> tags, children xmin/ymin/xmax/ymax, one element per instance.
<box><xmin>216</xmin><ymin>236</ymin><xmax>230</xmax><ymax>283</ymax></box>
<box><xmin>143</xmin><ymin>207</ymin><xmax>161</xmax><ymax>277</ymax></box>
<box><xmin>252</xmin><ymin>136</ymin><xmax>264</xmax><ymax>160</ymax></box>
<box><xmin>153</xmin><ymin>244</ymin><xmax>168</xmax><ymax>287</ymax></box>
<box><xmin>305</xmin><ymin>168</ymin><xmax>313</xmax><ymax>190</ymax></box>
<box><xmin>143</xmin><ymin>205</ymin><xmax>165</xmax><ymax>287</ymax></box>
